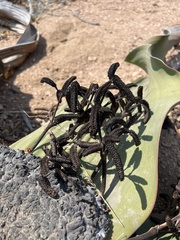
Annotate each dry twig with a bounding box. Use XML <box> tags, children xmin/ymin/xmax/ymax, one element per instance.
<box><xmin>128</xmin><ymin>213</ymin><xmax>180</xmax><ymax>240</ymax></box>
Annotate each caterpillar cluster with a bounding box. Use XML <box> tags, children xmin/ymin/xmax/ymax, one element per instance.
<box><xmin>29</xmin><ymin>62</ymin><xmax>151</xmax><ymax>197</ymax></box>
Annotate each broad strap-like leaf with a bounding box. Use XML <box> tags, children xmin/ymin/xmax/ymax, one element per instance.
<box><xmin>11</xmin><ymin>26</ymin><xmax>180</xmax><ymax>239</ymax></box>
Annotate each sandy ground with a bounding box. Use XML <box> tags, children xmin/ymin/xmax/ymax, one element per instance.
<box><xmin>1</xmin><ymin>1</ymin><xmax>180</xmax><ymax>128</ymax></box>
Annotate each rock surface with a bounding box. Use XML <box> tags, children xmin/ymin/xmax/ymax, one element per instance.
<box><xmin>0</xmin><ymin>144</ymin><xmax>109</xmax><ymax>240</ymax></box>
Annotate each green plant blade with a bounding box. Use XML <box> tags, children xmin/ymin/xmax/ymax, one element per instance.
<box><xmin>11</xmin><ymin>26</ymin><xmax>180</xmax><ymax>239</ymax></box>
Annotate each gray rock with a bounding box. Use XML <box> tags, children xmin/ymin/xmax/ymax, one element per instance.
<box><xmin>0</xmin><ymin>144</ymin><xmax>109</xmax><ymax>239</ymax></box>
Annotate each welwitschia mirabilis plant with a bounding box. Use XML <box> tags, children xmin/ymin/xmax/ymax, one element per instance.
<box><xmin>11</xmin><ymin>25</ymin><xmax>180</xmax><ymax>239</ymax></box>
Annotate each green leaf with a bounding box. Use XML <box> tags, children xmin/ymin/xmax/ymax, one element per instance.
<box><xmin>11</xmin><ymin>26</ymin><xmax>180</xmax><ymax>239</ymax></box>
